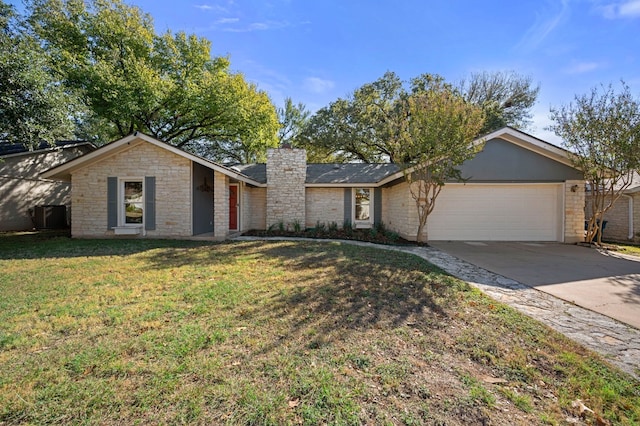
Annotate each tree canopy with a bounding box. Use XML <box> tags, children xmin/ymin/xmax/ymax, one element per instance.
<box><xmin>460</xmin><ymin>71</ymin><xmax>539</xmax><ymax>134</ymax></box>
<box><xmin>26</xmin><ymin>0</ymin><xmax>278</xmax><ymax>162</ymax></box>
<box><xmin>549</xmin><ymin>82</ymin><xmax>640</xmax><ymax>244</ymax></box>
<box><xmin>0</xmin><ymin>1</ymin><xmax>77</xmax><ymax>148</ymax></box>
<box><xmin>299</xmin><ymin>71</ymin><xmax>538</xmax><ymax>163</ymax></box>
<box><xmin>402</xmin><ymin>76</ymin><xmax>486</xmax><ymax>242</ymax></box>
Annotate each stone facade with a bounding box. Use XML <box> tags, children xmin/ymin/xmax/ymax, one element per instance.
<box><xmin>71</xmin><ymin>141</ymin><xmax>192</xmax><ymax>238</ymax></box>
<box><xmin>266</xmin><ymin>147</ymin><xmax>306</xmax><ymax>229</ymax></box>
<box><xmin>585</xmin><ymin>193</ymin><xmax>639</xmax><ymax>243</ymax></box>
<box><xmin>213</xmin><ymin>170</ymin><xmax>229</xmax><ymax>239</ymax></box>
<box><xmin>381</xmin><ymin>182</ymin><xmax>420</xmax><ymax>241</ymax></box>
<box><xmin>242</xmin><ymin>186</ymin><xmax>266</xmax><ymax>231</ymax></box>
<box><xmin>305</xmin><ymin>188</ymin><xmax>344</xmax><ymax>228</ymax></box>
<box><xmin>564</xmin><ymin>180</ymin><xmax>586</xmax><ymax>243</ymax></box>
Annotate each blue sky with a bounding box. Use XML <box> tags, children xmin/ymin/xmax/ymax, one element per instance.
<box><xmin>11</xmin><ymin>0</ymin><xmax>640</xmax><ymax>143</ymax></box>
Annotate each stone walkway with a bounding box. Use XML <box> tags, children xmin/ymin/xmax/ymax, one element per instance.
<box><xmin>235</xmin><ymin>236</ymin><xmax>640</xmax><ymax>379</ymax></box>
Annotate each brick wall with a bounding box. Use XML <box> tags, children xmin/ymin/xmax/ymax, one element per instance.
<box><xmin>266</xmin><ymin>147</ymin><xmax>306</xmax><ymax>229</ymax></box>
<box><xmin>305</xmin><ymin>187</ymin><xmax>344</xmax><ymax>228</ymax></box>
<box><xmin>585</xmin><ymin>193</ymin><xmax>638</xmax><ymax>242</ymax></box>
<box><xmin>382</xmin><ymin>181</ymin><xmax>419</xmax><ymax>240</ymax></box>
<box><xmin>71</xmin><ymin>140</ymin><xmax>192</xmax><ymax>238</ymax></box>
<box><xmin>212</xmin><ymin>170</ymin><xmax>229</xmax><ymax>239</ymax></box>
<box><xmin>242</xmin><ymin>185</ymin><xmax>266</xmax><ymax>231</ymax></box>
<box><xmin>564</xmin><ymin>180</ymin><xmax>586</xmax><ymax>243</ymax></box>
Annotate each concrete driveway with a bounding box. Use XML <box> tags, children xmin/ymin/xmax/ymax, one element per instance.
<box><xmin>429</xmin><ymin>241</ymin><xmax>640</xmax><ymax>329</ymax></box>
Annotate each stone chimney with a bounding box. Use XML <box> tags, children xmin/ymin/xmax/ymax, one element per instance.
<box><xmin>266</xmin><ymin>147</ymin><xmax>306</xmax><ymax>229</ymax></box>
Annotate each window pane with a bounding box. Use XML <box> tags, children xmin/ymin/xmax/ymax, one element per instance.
<box><xmin>124</xmin><ymin>181</ymin><xmax>143</xmax><ymax>203</ymax></box>
<box><xmin>125</xmin><ymin>203</ymin><xmax>143</xmax><ymax>223</ymax></box>
<box><xmin>123</xmin><ymin>181</ymin><xmax>143</xmax><ymax>224</ymax></box>
<box><xmin>355</xmin><ymin>188</ymin><xmax>370</xmax><ymax>221</ymax></box>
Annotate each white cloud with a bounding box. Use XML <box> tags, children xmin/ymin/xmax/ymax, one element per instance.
<box><xmin>620</xmin><ymin>0</ymin><xmax>640</xmax><ymax>16</ymax></box>
<box><xmin>215</xmin><ymin>17</ymin><xmax>240</xmax><ymax>24</ymax></box>
<box><xmin>563</xmin><ymin>61</ymin><xmax>603</xmax><ymax>74</ymax></box>
<box><xmin>220</xmin><ymin>20</ymin><xmax>291</xmax><ymax>32</ymax></box>
<box><xmin>516</xmin><ymin>0</ymin><xmax>570</xmax><ymax>51</ymax></box>
<box><xmin>194</xmin><ymin>3</ymin><xmax>234</xmax><ymax>13</ymax></box>
<box><xmin>598</xmin><ymin>0</ymin><xmax>640</xmax><ymax>18</ymax></box>
<box><xmin>303</xmin><ymin>77</ymin><xmax>335</xmax><ymax>94</ymax></box>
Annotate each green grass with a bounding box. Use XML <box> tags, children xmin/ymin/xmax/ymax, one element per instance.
<box><xmin>0</xmin><ymin>233</ymin><xmax>638</xmax><ymax>425</ymax></box>
<box><xmin>610</xmin><ymin>242</ymin><xmax>640</xmax><ymax>257</ymax></box>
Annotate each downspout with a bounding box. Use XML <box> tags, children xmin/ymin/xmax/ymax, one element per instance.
<box><xmin>621</xmin><ymin>194</ymin><xmax>634</xmax><ymax>240</ymax></box>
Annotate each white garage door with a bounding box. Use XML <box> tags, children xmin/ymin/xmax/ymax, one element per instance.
<box><xmin>427</xmin><ymin>184</ymin><xmax>562</xmax><ymax>241</ymax></box>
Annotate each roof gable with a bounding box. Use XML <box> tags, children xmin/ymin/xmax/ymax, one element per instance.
<box><xmin>41</xmin><ymin>133</ymin><xmax>263</xmax><ymax>186</ymax></box>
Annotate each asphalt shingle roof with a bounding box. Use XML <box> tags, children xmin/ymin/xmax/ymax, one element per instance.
<box><xmin>233</xmin><ymin>163</ymin><xmax>401</xmax><ymax>185</ymax></box>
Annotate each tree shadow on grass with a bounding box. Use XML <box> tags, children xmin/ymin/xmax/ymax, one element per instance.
<box><xmin>222</xmin><ymin>240</ymin><xmax>469</xmax><ymax>356</ymax></box>
<box><xmin>0</xmin><ymin>231</ymin><xmax>229</xmax><ymax>260</ymax></box>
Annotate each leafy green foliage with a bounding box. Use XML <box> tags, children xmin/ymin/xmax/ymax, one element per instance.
<box><xmin>549</xmin><ymin>82</ymin><xmax>640</xmax><ymax>244</ymax></box>
<box><xmin>277</xmin><ymin>97</ymin><xmax>310</xmax><ymax>146</ymax></box>
<box><xmin>460</xmin><ymin>71</ymin><xmax>540</xmax><ymax>134</ymax></box>
<box><xmin>27</xmin><ymin>0</ymin><xmax>278</xmax><ymax>161</ymax></box>
<box><xmin>0</xmin><ymin>1</ymin><xmax>77</xmax><ymax>148</ymax></box>
<box><xmin>299</xmin><ymin>71</ymin><xmax>408</xmax><ymax>163</ymax></box>
<box><xmin>402</xmin><ymin>75</ymin><xmax>486</xmax><ymax>242</ymax></box>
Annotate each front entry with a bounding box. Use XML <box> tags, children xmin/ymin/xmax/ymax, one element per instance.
<box><xmin>229</xmin><ymin>184</ymin><xmax>238</xmax><ymax>230</ymax></box>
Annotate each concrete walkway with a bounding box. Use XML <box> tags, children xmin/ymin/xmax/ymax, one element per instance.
<box><xmin>234</xmin><ymin>236</ymin><xmax>640</xmax><ymax>379</ymax></box>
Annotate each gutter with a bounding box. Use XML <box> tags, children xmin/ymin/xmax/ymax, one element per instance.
<box><xmin>622</xmin><ymin>194</ymin><xmax>634</xmax><ymax>240</ymax></box>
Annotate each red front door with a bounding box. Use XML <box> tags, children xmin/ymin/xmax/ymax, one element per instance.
<box><xmin>229</xmin><ymin>185</ymin><xmax>238</xmax><ymax>230</ymax></box>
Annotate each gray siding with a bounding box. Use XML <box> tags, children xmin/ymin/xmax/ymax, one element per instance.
<box><xmin>192</xmin><ymin>162</ymin><xmax>214</xmax><ymax>235</ymax></box>
<box><xmin>343</xmin><ymin>188</ymin><xmax>351</xmax><ymax>225</ymax></box>
<box><xmin>374</xmin><ymin>187</ymin><xmax>382</xmax><ymax>225</ymax></box>
<box><xmin>107</xmin><ymin>177</ymin><xmax>117</xmax><ymax>229</ymax></box>
<box><xmin>458</xmin><ymin>138</ymin><xmax>583</xmax><ymax>182</ymax></box>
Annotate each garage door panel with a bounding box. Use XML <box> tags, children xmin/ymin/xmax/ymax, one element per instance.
<box><xmin>427</xmin><ymin>184</ymin><xmax>561</xmax><ymax>241</ymax></box>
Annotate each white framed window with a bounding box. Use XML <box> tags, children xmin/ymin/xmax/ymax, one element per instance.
<box><xmin>353</xmin><ymin>188</ymin><xmax>373</xmax><ymax>228</ymax></box>
<box><xmin>120</xmin><ymin>178</ymin><xmax>144</xmax><ymax>226</ymax></box>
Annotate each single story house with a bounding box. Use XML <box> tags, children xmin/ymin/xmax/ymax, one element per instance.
<box><xmin>0</xmin><ymin>141</ymin><xmax>95</xmax><ymax>231</ymax></box>
<box><xmin>41</xmin><ymin>127</ymin><xmax>586</xmax><ymax>242</ymax></box>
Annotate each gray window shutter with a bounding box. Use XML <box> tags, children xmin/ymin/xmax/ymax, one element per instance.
<box><xmin>107</xmin><ymin>177</ymin><xmax>118</xmax><ymax>229</ymax></box>
<box><xmin>374</xmin><ymin>188</ymin><xmax>382</xmax><ymax>226</ymax></box>
<box><xmin>343</xmin><ymin>188</ymin><xmax>352</xmax><ymax>226</ymax></box>
<box><xmin>145</xmin><ymin>176</ymin><xmax>156</xmax><ymax>230</ymax></box>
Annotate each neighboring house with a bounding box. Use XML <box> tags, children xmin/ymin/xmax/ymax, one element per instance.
<box><xmin>41</xmin><ymin>127</ymin><xmax>586</xmax><ymax>242</ymax></box>
<box><xmin>0</xmin><ymin>141</ymin><xmax>95</xmax><ymax>231</ymax></box>
<box><xmin>585</xmin><ymin>173</ymin><xmax>640</xmax><ymax>243</ymax></box>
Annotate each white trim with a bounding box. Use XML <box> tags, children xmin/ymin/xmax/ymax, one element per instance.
<box><xmin>352</xmin><ymin>187</ymin><xmax>374</xmax><ymax>229</ymax></box>
<box><xmin>119</xmin><ymin>177</ymin><xmax>144</xmax><ymax>227</ymax></box>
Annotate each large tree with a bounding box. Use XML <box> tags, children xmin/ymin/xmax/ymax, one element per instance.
<box><xmin>549</xmin><ymin>82</ymin><xmax>640</xmax><ymax>244</ymax></box>
<box><xmin>460</xmin><ymin>71</ymin><xmax>540</xmax><ymax>134</ymax></box>
<box><xmin>300</xmin><ymin>71</ymin><xmax>537</xmax><ymax>163</ymax></box>
<box><xmin>277</xmin><ymin>97</ymin><xmax>310</xmax><ymax>146</ymax></box>
<box><xmin>402</xmin><ymin>76</ymin><xmax>486</xmax><ymax>242</ymax></box>
<box><xmin>0</xmin><ymin>1</ymin><xmax>77</xmax><ymax>148</ymax></box>
<box><xmin>27</xmin><ymin>0</ymin><xmax>278</xmax><ymax>161</ymax></box>
<box><xmin>298</xmin><ymin>71</ymin><xmax>408</xmax><ymax>163</ymax></box>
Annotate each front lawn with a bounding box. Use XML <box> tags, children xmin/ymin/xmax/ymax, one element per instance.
<box><xmin>0</xmin><ymin>234</ymin><xmax>638</xmax><ymax>425</ymax></box>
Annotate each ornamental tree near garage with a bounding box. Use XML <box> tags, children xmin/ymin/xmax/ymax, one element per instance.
<box><xmin>401</xmin><ymin>75</ymin><xmax>486</xmax><ymax>243</ymax></box>
<box><xmin>549</xmin><ymin>82</ymin><xmax>640</xmax><ymax>245</ymax></box>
